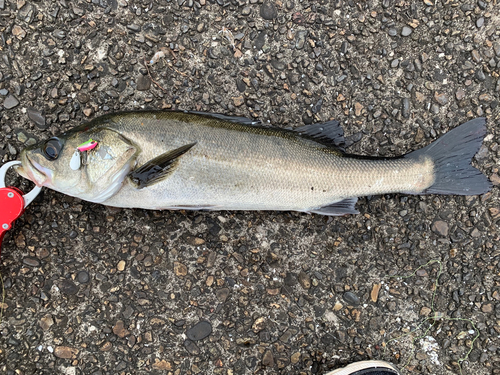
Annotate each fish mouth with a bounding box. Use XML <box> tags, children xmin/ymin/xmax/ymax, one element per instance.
<box><xmin>18</xmin><ymin>152</ymin><xmax>51</xmax><ymax>187</ymax></box>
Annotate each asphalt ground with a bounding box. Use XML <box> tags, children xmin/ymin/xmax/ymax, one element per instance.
<box><xmin>1</xmin><ymin>0</ymin><xmax>499</xmax><ymax>374</ymax></box>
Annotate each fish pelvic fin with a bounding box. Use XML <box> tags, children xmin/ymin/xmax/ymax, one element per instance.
<box><xmin>129</xmin><ymin>143</ymin><xmax>196</xmax><ymax>189</ymax></box>
<box><xmin>405</xmin><ymin>118</ymin><xmax>491</xmax><ymax>196</ymax></box>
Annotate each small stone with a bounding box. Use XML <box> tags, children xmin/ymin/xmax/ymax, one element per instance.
<box><xmin>184</xmin><ymin>339</ymin><xmax>200</xmax><ymax>355</ymax></box>
<box><xmin>479</xmin><ymin>93</ymin><xmax>492</xmax><ymax>102</ymax></box>
<box><xmin>117</xmin><ymin>260</ymin><xmax>126</xmax><ymax>271</ymax></box>
<box><xmin>216</xmin><ymin>287</ymin><xmax>229</xmax><ymax>302</ymax></box>
<box><xmin>174</xmin><ymin>262</ymin><xmax>188</xmax><ymax>276</ymax></box>
<box><xmin>99</xmin><ymin>341</ymin><xmax>112</xmax><ymax>351</ymax></box>
<box><xmin>252</xmin><ymin>317</ymin><xmax>266</xmax><ymax>333</ymax></box>
<box><xmin>490</xmin><ymin>174</ymin><xmax>500</xmax><ymax>186</ymax></box>
<box><xmin>262</xmin><ymin>350</ymin><xmax>274</xmax><ymax>366</ymax></box>
<box><xmin>53</xmin><ymin>29</ymin><xmax>66</xmax><ymax>39</ymax></box>
<box><xmin>77</xmin><ymin>92</ymin><xmax>90</xmax><ymax>103</ymax></box>
<box><xmin>39</xmin><ymin>315</ymin><xmax>54</xmax><ymax>331</ymax></box>
<box><xmin>152</xmin><ymin>359</ymin><xmax>172</xmax><ymax>370</ymax></box>
<box><xmin>401</xmin><ymin>26</ymin><xmax>412</xmax><ymax>36</ymax></box>
<box><xmin>127</xmin><ymin>24</ymin><xmax>141</xmax><ymax>32</ymax></box>
<box><xmin>482</xmin><ymin>303</ymin><xmax>493</xmax><ymax>313</ymax></box>
<box><xmin>3</xmin><ymin>95</ymin><xmax>19</xmax><ymax>109</ymax></box>
<box><xmin>113</xmin><ymin>320</ymin><xmax>130</xmax><ymax>338</ymax></box>
<box><xmin>59</xmin><ymin>279</ymin><xmax>79</xmax><ymax>295</ymax></box>
<box><xmin>434</xmin><ymin>92</ymin><xmax>448</xmax><ymax>106</ymax></box>
<box><xmin>432</xmin><ymin>220</ymin><xmax>449</xmax><ymax>236</ymax></box>
<box><xmin>333</xmin><ymin>302</ymin><xmax>343</xmax><ymax>311</ymax></box>
<box><xmin>54</xmin><ymin>346</ymin><xmax>78</xmax><ymax>359</ymax></box>
<box><xmin>23</xmin><ymin>258</ymin><xmax>40</xmax><ymax>267</ymax></box>
<box><xmin>420</xmin><ymin>306</ymin><xmax>432</xmax><ymax>316</ymax></box>
<box><xmin>260</xmin><ymin>1</ymin><xmax>278</xmax><ymax>20</ymax></box>
<box><xmin>12</xmin><ymin>25</ymin><xmax>26</xmax><ymax>39</ymax></box>
<box><xmin>371</xmin><ymin>283</ymin><xmax>381</xmax><ymax>302</ymax></box>
<box><xmin>456</xmin><ymin>88</ymin><xmax>466</xmax><ymax>100</ymax></box>
<box><xmin>77</xmin><ymin>270</ymin><xmax>90</xmax><ymax>284</ymax></box>
<box><xmin>186</xmin><ymin>321</ymin><xmax>212</xmax><ymax>341</ymax></box>
<box><xmin>298</xmin><ymin>271</ymin><xmax>311</xmax><ymax>289</ymax></box>
<box><xmin>343</xmin><ymin>291</ymin><xmax>360</xmax><ymax>306</ymax></box>
<box><xmin>27</xmin><ymin>107</ymin><xmax>46</xmax><ymax>128</ymax></box>
<box><xmin>232</xmin><ymin>96</ymin><xmax>244</xmax><ymax>107</ymax></box>
<box><xmin>83</xmin><ymin>108</ymin><xmax>93</xmax><ymax>117</ymax></box>
<box><xmin>291</xmin><ymin>352</ymin><xmax>301</xmax><ymax>364</ymax></box>
<box><xmin>489</xmin><ymin>207</ymin><xmax>500</xmax><ymax>219</ymax></box>
<box><xmin>476</xmin><ymin>17</ymin><xmax>484</xmax><ymax>28</ymax></box>
<box><xmin>354</xmin><ymin>102</ymin><xmax>363</xmax><ymax>116</ymax></box>
<box><xmin>136</xmin><ymin>75</ymin><xmax>151</xmax><ymax>91</ymax></box>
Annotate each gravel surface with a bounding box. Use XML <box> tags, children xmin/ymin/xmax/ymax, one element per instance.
<box><xmin>1</xmin><ymin>0</ymin><xmax>500</xmax><ymax>374</ymax></box>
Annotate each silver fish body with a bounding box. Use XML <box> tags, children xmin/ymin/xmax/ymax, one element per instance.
<box><xmin>17</xmin><ymin>111</ymin><xmax>491</xmax><ymax>216</ymax></box>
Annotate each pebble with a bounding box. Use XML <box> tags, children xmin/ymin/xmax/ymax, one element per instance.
<box><xmin>343</xmin><ymin>291</ymin><xmax>360</xmax><ymax>306</ymax></box>
<box><xmin>184</xmin><ymin>339</ymin><xmax>200</xmax><ymax>355</ymax></box>
<box><xmin>59</xmin><ymin>279</ymin><xmax>79</xmax><ymax>295</ymax></box>
<box><xmin>39</xmin><ymin>315</ymin><xmax>54</xmax><ymax>331</ymax></box>
<box><xmin>298</xmin><ymin>271</ymin><xmax>311</xmax><ymax>289</ymax></box>
<box><xmin>232</xmin><ymin>96</ymin><xmax>244</xmax><ymax>107</ymax></box>
<box><xmin>186</xmin><ymin>321</ymin><xmax>212</xmax><ymax>341</ymax></box>
<box><xmin>12</xmin><ymin>25</ymin><xmax>26</xmax><ymax>39</ymax></box>
<box><xmin>260</xmin><ymin>1</ymin><xmax>278</xmax><ymax>20</ymax></box>
<box><xmin>432</xmin><ymin>220</ymin><xmax>449</xmax><ymax>236</ymax></box>
<box><xmin>77</xmin><ymin>270</ymin><xmax>90</xmax><ymax>284</ymax></box>
<box><xmin>455</xmin><ymin>88</ymin><xmax>466</xmax><ymax>100</ymax></box>
<box><xmin>434</xmin><ymin>92</ymin><xmax>448</xmax><ymax>106</ymax></box>
<box><xmin>117</xmin><ymin>260</ymin><xmax>126</xmax><ymax>271</ymax></box>
<box><xmin>23</xmin><ymin>258</ymin><xmax>40</xmax><ymax>267</ymax></box>
<box><xmin>262</xmin><ymin>350</ymin><xmax>274</xmax><ymax>366</ymax></box>
<box><xmin>216</xmin><ymin>287</ymin><xmax>229</xmax><ymax>302</ymax></box>
<box><xmin>174</xmin><ymin>261</ymin><xmax>188</xmax><ymax>276</ymax></box>
<box><xmin>476</xmin><ymin>17</ymin><xmax>484</xmax><ymax>28</ymax></box>
<box><xmin>136</xmin><ymin>75</ymin><xmax>151</xmax><ymax>91</ymax></box>
<box><xmin>27</xmin><ymin>107</ymin><xmax>46</xmax><ymax>128</ymax></box>
<box><xmin>401</xmin><ymin>26</ymin><xmax>412</xmax><ymax>37</ymax></box>
<box><xmin>113</xmin><ymin>320</ymin><xmax>130</xmax><ymax>338</ymax></box>
<box><xmin>3</xmin><ymin>95</ymin><xmax>19</xmax><ymax>109</ymax></box>
<box><xmin>54</xmin><ymin>346</ymin><xmax>78</xmax><ymax>359</ymax></box>
<box><xmin>53</xmin><ymin>29</ymin><xmax>66</xmax><ymax>39</ymax></box>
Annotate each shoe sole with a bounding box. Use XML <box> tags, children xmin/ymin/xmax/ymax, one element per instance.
<box><xmin>325</xmin><ymin>360</ymin><xmax>400</xmax><ymax>375</ymax></box>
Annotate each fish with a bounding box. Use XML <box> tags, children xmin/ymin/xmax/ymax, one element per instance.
<box><xmin>16</xmin><ymin>111</ymin><xmax>491</xmax><ymax>216</ymax></box>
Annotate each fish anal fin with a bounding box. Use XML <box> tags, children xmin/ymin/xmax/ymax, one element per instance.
<box><xmin>129</xmin><ymin>143</ymin><xmax>196</xmax><ymax>189</ymax></box>
<box><xmin>295</xmin><ymin>120</ymin><xmax>345</xmax><ymax>148</ymax></box>
<box><xmin>308</xmin><ymin>198</ymin><xmax>359</xmax><ymax>216</ymax></box>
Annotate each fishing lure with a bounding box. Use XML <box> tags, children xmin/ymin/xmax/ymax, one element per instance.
<box><xmin>70</xmin><ymin>139</ymin><xmax>98</xmax><ymax>170</ymax></box>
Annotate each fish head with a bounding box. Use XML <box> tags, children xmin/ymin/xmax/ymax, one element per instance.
<box><xmin>17</xmin><ymin>127</ymin><xmax>138</xmax><ymax>203</ymax></box>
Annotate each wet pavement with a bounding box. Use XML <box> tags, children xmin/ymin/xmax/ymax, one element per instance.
<box><xmin>1</xmin><ymin>0</ymin><xmax>499</xmax><ymax>374</ymax></box>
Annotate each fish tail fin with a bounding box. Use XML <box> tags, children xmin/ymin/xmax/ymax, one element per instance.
<box><xmin>405</xmin><ymin>118</ymin><xmax>491</xmax><ymax>195</ymax></box>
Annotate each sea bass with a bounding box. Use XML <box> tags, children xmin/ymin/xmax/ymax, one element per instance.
<box><xmin>16</xmin><ymin>111</ymin><xmax>491</xmax><ymax>216</ymax></box>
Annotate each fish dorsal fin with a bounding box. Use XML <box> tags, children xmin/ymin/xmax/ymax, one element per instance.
<box><xmin>295</xmin><ymin>120</ymin><xmax>345</xmax><ymax>148</ymax></box>
<box><xmin>308</xmin><ymin>197</ymin><xmax>359</xmax><ymax>216</ymax></box>
<box><xmin>129</xmin><ymin>143</ymin><xmax>196</xmax><ymax>188</ymax></box>
<box><xmin>184</xmin><ymin>110</ymin><xmax>262</xmax><ymax>126</ymax></box>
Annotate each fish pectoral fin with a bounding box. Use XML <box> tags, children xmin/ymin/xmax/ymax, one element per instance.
<box><xmin>295</xmin><ymin>120</ymin><xmax>345</xmax><ymax>149</ymax></box>
<box><xmin>308</xmin><ymin>198</ymin><xmax>359</xmax><ymax>216</ymax></box>
<box><xmin>129</xmin><ymin>143</ymin><xmax>196</xmax><ymax>188</ymax></box>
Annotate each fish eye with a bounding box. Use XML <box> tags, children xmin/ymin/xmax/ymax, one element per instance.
<box><xmin>42</xmin><ymin>138</ymin><xmax>63</xmax><ymax>161</ymax></box>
